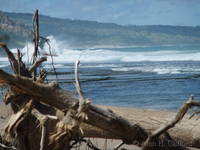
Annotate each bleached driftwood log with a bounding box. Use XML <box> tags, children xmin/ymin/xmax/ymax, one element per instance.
<box><xmin>1</xmin><ymin>67</ymin><xmax>200</xmax><ymax>150</ymax></box>
<box><xmin>0</xmin><ymin>69</ymin><xmax>147</xmax><ymax>144</ymax></box>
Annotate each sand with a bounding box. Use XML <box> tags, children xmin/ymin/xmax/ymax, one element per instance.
<box><xmin>0</xmin><ymin>103</ymin><xmax>199</xmax><ymax>150</ymax></box>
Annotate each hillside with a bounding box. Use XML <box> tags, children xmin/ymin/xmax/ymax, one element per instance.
<box><xmin>1</xmin><ymin>11</ymin><xmax>200</xmax><ymax>48</ymax></box>
<box><xmin>0</xmin><ymin>11</ymin><xmax>31</xmax><ymax>50</ymax></box>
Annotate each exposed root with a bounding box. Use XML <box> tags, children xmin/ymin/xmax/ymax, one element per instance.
<box><xmin>4</xmin><ymin>100</ymin><xmax>33</xmax><ymax>140</ymax></box>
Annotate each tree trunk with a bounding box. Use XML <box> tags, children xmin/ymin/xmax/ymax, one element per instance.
<box><xmin>0</xmin><ymin>69</ymin><xmax>147</xmax><ymax>145</ymax></box>
<box><xmin>1</xmin><ymin>69</ymin><xmax>200</xmax><ymax>149</ymax></box>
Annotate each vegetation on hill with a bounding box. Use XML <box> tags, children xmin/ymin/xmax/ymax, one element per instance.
<box><xmin>0</xmin><ymin>11</ymin><xmax>31</xmax><ymax>49</ymax></box>
<box><xmin>1</xmin><ymin>11</ymin><xmax>200</xmax><ymax>49</ymax></box>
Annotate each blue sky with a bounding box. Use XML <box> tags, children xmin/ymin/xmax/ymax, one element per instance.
<box><xmin>0</xmin><ymin>0</ymin><xmax>200</xmax><ymax>26</ymax></box>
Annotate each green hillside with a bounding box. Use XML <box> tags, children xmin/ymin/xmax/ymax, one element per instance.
<box><xmin>0</xmin><ymin>11</ymin><xmax>31</xmax><ymax>49</ymax></box>
<box><xmin>1</xmin><ymin>11</ymin><xmax>200</xmax><ymax>48</ymax></box>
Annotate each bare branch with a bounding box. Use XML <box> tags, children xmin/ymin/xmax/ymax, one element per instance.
<box><xmin>29</xmin><ymin>57</ymin><xmax>47</xmax><ymax>73</ymax></box>
<box><xmin>74</xmin><ymin>60</ymin><xmax>84</xmax><ymax>104</ymax></box>
<box><xmin>189</xmin><ymin>110</ymin><xmax>200</xmax><ymax>119</ymax></box>
<box><xmin>32</xmin><ymin>9</ymin><xmax>40</xmax><ymax>64</ymax></box>
<box><xmin>114</xmin><ymin>141</ymin><xmax>124</xmax><ymax>150</ymax></box>
<box><xmin>4</xmin><ymin>100</ymin><xmax>33</xmax><ymax>139</ymax></box>
<box><xmin>39</xmin><ymin>125</ymin><xmax>46</xmax><ymax>150</ymax></box>
<box><xmin>31</xmin><ymin>109</ymin><xmax>58</xmax><ymax>150</ymax></box>
<box><xmin>142</xmin><ymin>96</ymin><xmax>200</xmax><ymax>150</ymax></box>
<box><xmin>32</xmin><ymin>9</ymin><xmax>40</xmax><ymax>80</ymax></box>
<box><xmin>0</xmin><ymin>143</ymin><xmax>17</xmax><ymax>150</ymax></box>
<box><xmin>0</xmin><ymin>43</ymin><xmax>18</xmax><ymax>74</ymax></box>
<box><xmin>17</xmin><ymin>49</ymin><xmax>22</xmax><ymax>76</ymax></box>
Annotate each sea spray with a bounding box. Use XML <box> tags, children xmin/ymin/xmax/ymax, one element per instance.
<box><xmin>1</xmin><ymin>36</ymin><xmax>200</xmax><ymax>64</ymax></box>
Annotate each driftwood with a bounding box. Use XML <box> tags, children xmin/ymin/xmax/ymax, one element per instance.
<box><xmin>0</xmin><ymin>10</ymin><xmax>200</xmax><ymax>150</ymax></box>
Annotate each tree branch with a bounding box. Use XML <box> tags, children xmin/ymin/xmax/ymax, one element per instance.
<box><xmin>142</xmin><ymin>96</ymin><xmax>200</xmax><ymax>150</ymax></box>
<box><xmin>29</xmin><ymin>57</ymin><xmax>47</xmax><ymax>73</ymax></box>
<box><xmin>0</xmin><ymin>69</ymin><xmax>148</xmax><ymax>145</ymax></box>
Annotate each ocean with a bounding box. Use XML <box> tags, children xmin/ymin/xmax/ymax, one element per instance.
<box><xmin>1</xmin><ymin>36</ymin><xmax>200</xmax><ymax>110</ymax></box>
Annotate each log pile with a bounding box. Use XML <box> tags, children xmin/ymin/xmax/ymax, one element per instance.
<box><xmin>0</xmin><ymin>10</ymin><xmax>200</xmax><ymax>150</ymax></box>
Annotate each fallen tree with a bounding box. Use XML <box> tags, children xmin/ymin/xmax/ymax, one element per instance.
<box><xmin>0</xmin><ymin>10</ymin><xmax>200</xmax><ymax>150</ymax></box>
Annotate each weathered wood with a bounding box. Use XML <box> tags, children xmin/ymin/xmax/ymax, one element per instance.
<box><xmin>0</xmin><ymin>69</ymin><xmax>148</xmax><ymax>145</ymax></box>
<box><xmin>29</xmin><ymin>57</ymin><xmax>47</xmax><ymax>73</ymax></box>
<box><xmin>0</xmin><ymin>43</ymin><xmax>18</xmax><ymax>74</ymax></box>
<box><xmin>0</xmin><ymin>43</ymin><xmax>30</xmax><ymax>77</ymax></box>
<box><xmin>1</xmin><ymin>103</ymin><xmax>200</xmax><ymax>149</ymax></box>
<box><xmin>2</xmin><ymin>68</ymin><xmax>200</xmax><ymax>149</ymax></box>
<box><xmin>32</xmin><ymin>9</ymin><xmax>40</xmax><ymax>64</ymax></box>
<box><xmin>142</xmin><ymin>96</ymin><xmax>200</xmax><ymax>150</ymax></box>
<box><xmin>102</xmin><ymin>105</ymin><xmax>200</xmax><ymax>148</ymax></box>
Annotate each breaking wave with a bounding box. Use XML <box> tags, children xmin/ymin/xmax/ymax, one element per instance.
<box><xmin>111</xmin><ymin>66</ymin><xmax>200</xmax><ymax>74</ymax></box>
<box><xmin>2</xmin><ymin>36</ymin><xmax>200</xmax><ymax>64</ymax></box>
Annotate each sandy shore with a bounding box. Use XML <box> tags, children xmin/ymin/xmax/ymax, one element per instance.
<box><xmin>0</xmin><ymin>103</ymin><xmax>199</xmax><ymax>150</ymax></box>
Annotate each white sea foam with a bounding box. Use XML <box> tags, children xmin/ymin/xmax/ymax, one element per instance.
<box><xmin>111</xmin><ymin>66</ymin><xmax>200</xmax><ymax>75</ymax></box>
<box><xmin>0</xmin><ymin>64</ymin><xmax>8</xmax><ymax>68</ymax></box>
<box><xmin>82</xmin><ymin>64</ymin><xmax>121</xmax><ymax>68</ymax></box>
<box><xmin>4</xmin><ymin>36</ymin><xmax>200</xmax><ymax>63</ymax></box>
<box><xmin>0</xmin><ymin>57</ymin><xmax>9</xmax><ymax>68</ymax></box>
<box><xmin>111</xmin><ymin>67</ymin><xmax>178</xmax><ymax>74</ymax></box>
<box><xmin>0</xmin><ymin>57</ymin><xmax>8</xmax><ymax>62</ymax></box>
<box><xmin>43</xmin><ymin>64</ymin><xmax>67</xmax><ymax>69</ymax></box>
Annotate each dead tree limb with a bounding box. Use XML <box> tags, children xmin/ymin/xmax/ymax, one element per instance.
<box><xmin>74</xmin><ymin>60</ymin><xmax>90</xmax><ymax>122</ymax></box>
<box><xmin>0</xmin><ymin>43</ymin><xmax>18</xmax><ymax>74</ymax></box>
<box><xmin>0</xmin><ymin>143</ymin><xmax>16</xmax><ymax>150</ymax></box>
<box><xmin>0</xmin><ymin>69</ymin><xmax>148</xmax><ymax>145</ymax></box>
<box><xmin>4</xmin><ymin>100</ymin><xmax>33</xmax><ymax>139</ymax></box>
<box><xmin>190</xmin><ymin>110</ymin><xmax>200</xmax><ymax>119</ymax></box>
<box><xmin>0</xmin><ymin>43</ymin><xmax>30</xmax><ymax>77</ymax></box>
<box><xmin>29</xmin><ymin>57</ymin><xmax>47</xmax><ymax>73</ymax></box>
<box><xmin>32</xmin><ymin>9</ymin><xmax>40</xmax><ymax>80</ymax></box>
<box><xmin>75</xmin><ymin>60</ymin><xmax>85</xmax><ymax>112</ymax></box>
<box><xmin>32</xmin><ymin>9</ymin><xmax>40</xmax><ymax>64</ymax></box>
<box><xmin>142</xmin><ymin>96</ymin><xmax>200</xmax><ymax>150</ymax></box>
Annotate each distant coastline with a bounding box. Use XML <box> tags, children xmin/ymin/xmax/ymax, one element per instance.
<box><xmin>1</xmin><ymin>10</ymin><xmax>200</xmax><ymax>49</ymax></box>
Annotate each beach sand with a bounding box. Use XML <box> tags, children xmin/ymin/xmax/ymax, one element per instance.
<box><xmin>0</xmin><ymin>103</ymin><xmax>199</xmax><ymax>150</ymax></box>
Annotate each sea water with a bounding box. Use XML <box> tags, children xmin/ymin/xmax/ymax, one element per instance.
<box><xmin>1</xmin><ymin>36</ymin><xmax>200</xmax><ymax>110</ymax></box>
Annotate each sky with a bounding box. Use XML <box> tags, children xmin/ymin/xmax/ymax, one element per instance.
<box><xmin>0</xmin><ymin>0</ymin><xmax>200</xmax><ymax>26</ymax></box>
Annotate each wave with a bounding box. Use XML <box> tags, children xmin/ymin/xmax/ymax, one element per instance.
<box><xmin>0</xmin><ymin>58</ymin><xmax>9</xmax><ymax>68</ymax></box>
<box><xmin>111</xmin><ymin>66</ymin><xmax>200</xmax><ymax>75</ymax></box>
<box><xmin>52</xmin><ymin>49</ymin><xmax>200</xmax><ymax>63</ymax></box>
<box><xmin>43</xmin><ymin>64</ymin><xmax>67</xmax><ymax>69</ymax></box>
<box><xmin>3</xmin><ymin>36</ymin><xmax>200</xmax><ymax>63</ymax></box>
<box><xmin>0</xmin><ymin>64</ymin><xmax>8</xmax><ymax>68</ymax></box>
<box><xmin>0</xmin><ymin>57</ymin><xmax>8</xmax><ymax>61</ymax></box>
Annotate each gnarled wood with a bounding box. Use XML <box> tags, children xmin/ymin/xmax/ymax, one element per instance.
<box><xmin>29</xmin><ymin>57</ymin><xmax>47</xmax><ymax>73</ymax></box>
<box><xmin>0</xmin><ymin>69</ymin><xmax>148</xmax><ymax>145</ymax></box>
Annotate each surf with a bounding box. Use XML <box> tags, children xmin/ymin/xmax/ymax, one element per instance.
<box><xmin>1</xmin><ymin>35</ymin><xmax>200</xmax><ymax>65</ymax></box>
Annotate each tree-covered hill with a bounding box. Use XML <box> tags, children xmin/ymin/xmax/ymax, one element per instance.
<box><xmin>0</xmin><ymin>11</ymin><xmax>31</xmax><ymax>49</ymax></box>
<box><xmin>1</xmin><ymin>11</ymin><xmax>200</xmax><ymax>48</ymax></box>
